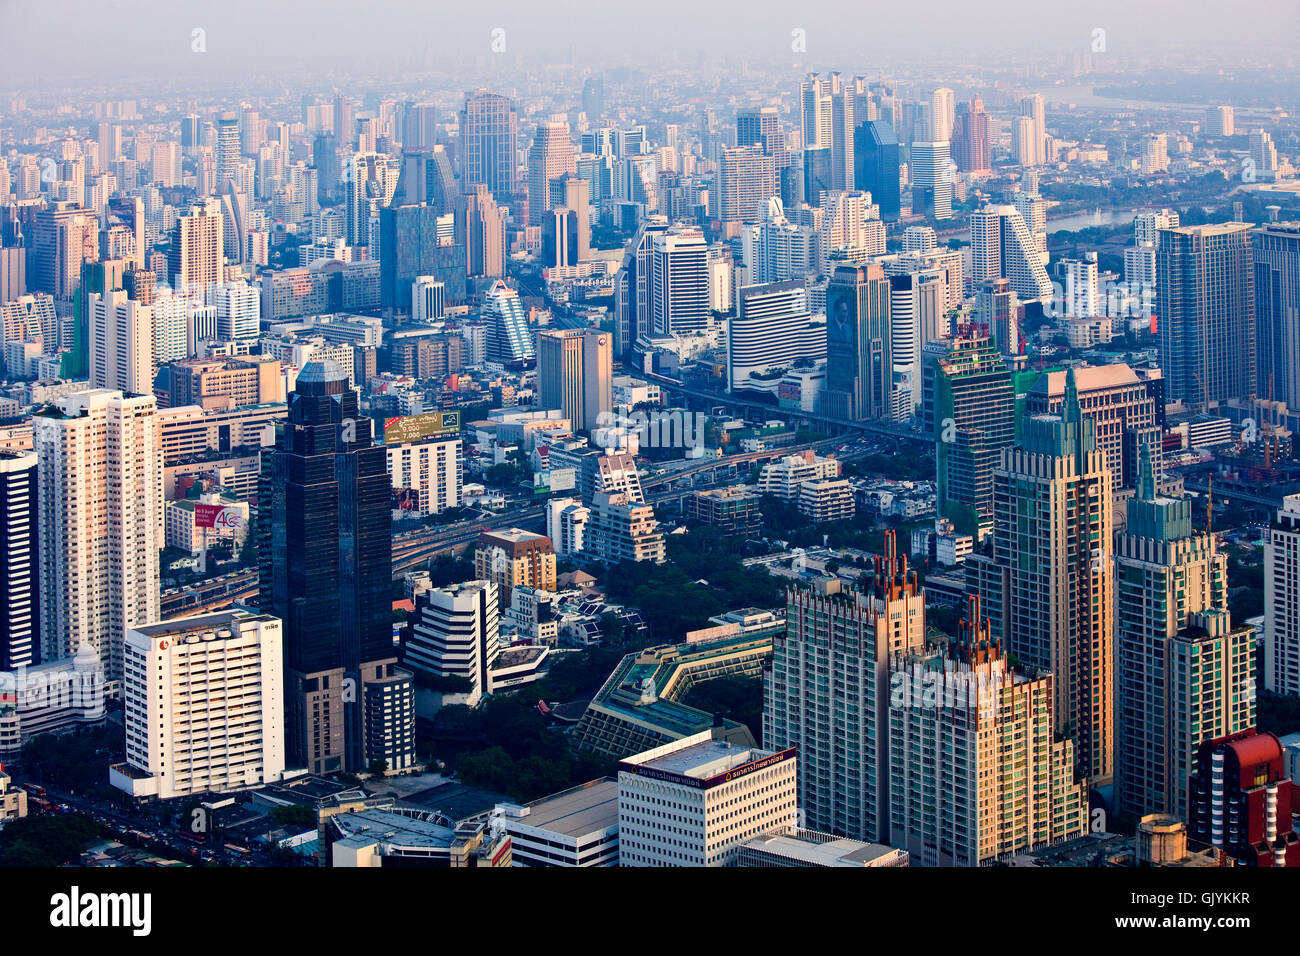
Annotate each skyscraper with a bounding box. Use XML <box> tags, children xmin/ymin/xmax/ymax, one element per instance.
<box><xmin>33</xmin><ymin>390</ymin><xmax>161</xmax><ymax>685</ymax></box>
<box><xmin>909</xmin><ymin>141</ymin><xmax>953</xmax><ymax>221</ymax></box>
<box><xmin>257</xmin><ymin>361</ymin><xmax>415</xmax><ymax>774</ymax></box>
<box><xmin>1266</xmin><ymin>495</ymin><xmax>1300</xmax><ymax>697</ymax></box>
<box><xmin>0</xmin><ymin>451</ymin><xmax>39</xmax><ymax>671</ymax></box>
<box><xmin>216</xmin><ymin>111</ymin><xmax>241</xmax><ymax>190</ymax></box>
<box><xmin>822</xmin><ymin>262</ymin><xmax>892</xmax><ymax>421</ymax></box>
<box><xmin>728</xmin><ymin>281</ymin><xmax>824</xmax><ymax>392</ymax></box>
<box><xmin>482</xmin><ymin>280</ymin><xmax>533</xmax><ymax>363</ymax></box>
<box><xmin>736</xmin><ymin>106</ymin><xmax>788</xmax><ymax>172</ymax></box>
<box><xmin>650</xmin><ymin>226</ymin><xmax>710</xmax><ymax>335</ymax></box>
<box><xmin>537</xmin><ymin>328</ymin><xmax>613</xmax><ymax>433</ymax></box>
<box><xmin>1252</xmin><ymin>222</ymin><xmax>1300</xmax><ymax>409</ymax></box>
<box><xmin>527</xmin><ymin>122</ymin><xmax>576</xmax><ymax>226</ymax></box>
<box><xmin>613</xmin><ymin>216</ymin><xmax>668</xmax><ymax>354</ymax></box>
<box><xmin>717</xmin><ymin>146</ymin><xmax>777</xmax><ymax>224</ymax></box>
<box><xmin>952</xmin><ymin>97</ymin><xmax>991</xmax><ymax>174</ymax></box>
<box><xmin>764</xmin><ymin>535</ymin><xmax>925</xmax><ymax>843</ymax></box>
<box><xmin>1115</xmin><ymin>444</ymin><xmax>1253</xmax><ymax>821</ymax></box>
<box><xmin>967</xmin><ymin>204</ymin><xmax>1053</xmax><ymax>301</ymax></box>
<box><xmin>88</xmin><ymin>289</ymin><xmax>154</xmax><ymax>395</ymax></box>
<box><xmin>1157</xmin><ymin>222</ymin><xmax>1256</xmax><ymax>408</ymax></box>
<box><xmin>461</xmin><ymin>184</ymin><xmax>506</xmax><ymax>279</ymax></box>
<box><xmin>1017</xmin><ymin>94</ymin><xmax>1046</xmax><ymax>166</ymax></box>
<box><xmin>853</xmin><ymin>121</ymin><xmax>900</xmax><ymax>221</ymax></box>
<box><xmin>168</xmin><ymin>198</ymin><xmax>224</xmax><ymax>296</ymax></box>
<box><xmin>989</xmin><ymin>369</ymin><xmax>1114</xmax><ymax>783</ymax></box>
<box><xmin>460</xmin><ymin>90</ymin><xmax>519</xmax><ymax>202</ymax></box>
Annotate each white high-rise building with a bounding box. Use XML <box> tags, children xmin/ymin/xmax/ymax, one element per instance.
<box><xmin>651</xmin><ymin>227</ymin><xmax>711</xmax><ymax>336</ymax></box>
<box><xmin>1018</xmin><ymin>94</ymin><xmax>1046</xmax><ymax>166</ymax></box>
<box><xmin>404</xmin><ymin>580</ymin><xmax>500</xmax><ymax>708</ymax></box>
<box><xmin>910</xmin><ymin>141</ymin><xmax>952</xmax><ymax>220</ymax></box>
<box><xmin>214</xmin><ymin>281</ymin><xmax>261</xmax><ymax>341</ymax></box>
<box><xmin>151</xmin><ymin>289</ymin><xmax>191</xmax><ymax>365</ymax></box>
<box><xmin>1205</xmin><ymin>106</ymin><xmax>1235</xmax><ymax>138</ymax></box>
<box><xmin>33</xmin><ymin>390</ymin><xmax>161</xmax><ymax>686</ymax></box>
<box><xmin>1266</xmin><ymin>495</ymin><xmax>1300</xmax><ymax>697</ymax></box>
<box><xmin>89</xmin><ymin>290</ymin><xmax>154</xmax><ymax>395</ymax></box>
<box><xmin>967</xmin><ymin>205</ymin><xmax>1053</xmax><ymax>301</ymax></box>
<box><xmin>728</xmin><ymin>281</ymin><xmax>825</xmax><ymax>392</ymax></box>
<box><xmin>545</xmin><ymin>497</ymin><xmax>590</xmax><ymax>557</ymax></box>
<box><xmin>412</xmin><ymin>276</ymin><xmax>445</xmax><ymax>322</ymax></box>
<box><xmin>1063</xmin><ymin>255</ymin><xmax>1100</xmax><ymax>317</ymax></box>
<box><xmin>617</xmin><ymin>730</ymin><xmax>797</xmax><ymax>867</ymax></box>
<box><xmin>932</xmin><ymin>88</ymin><xmax>956</xmax><ymax>142</ymax></box>
<box><xmin>110</xmin><ymin>609</ymin><xmax>287</xmax><ymax>800</ymax></box>
<box><xmin>386</xmin><ymin>438</ymin><xmax>462</xmax><ymax>515</ymax></box>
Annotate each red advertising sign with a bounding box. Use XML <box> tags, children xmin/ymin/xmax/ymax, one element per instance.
<box><xmin>194</xmin><ymin>503</ymin><xmax>244</xmax><ymax>531</ymax></box>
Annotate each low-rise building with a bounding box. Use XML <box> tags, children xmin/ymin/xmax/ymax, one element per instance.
<box><xmin>494</xmin><ymin>777</ymin><xmax>620</xmax><ymax>867</ymax></box>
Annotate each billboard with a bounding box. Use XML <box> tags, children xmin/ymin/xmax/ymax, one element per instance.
<box><xmin>384</xmin><ymin>410</ymin><xmax>461</xmax><ymax>444</ymax></box>
<box><xmin>194</xmin><ymin>503</ymin><xmax>244</xmax><ymax>532</ymax></box>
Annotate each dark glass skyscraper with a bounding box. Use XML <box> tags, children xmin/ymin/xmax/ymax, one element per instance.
<box><xmin>460</xmin><ymin>90</ymin><xmax>518</xmax><ymax>202</ymax></box>
<box><xmin>853</xmin><ymin>120</ymin><xmax>901</xmax><ymax>221</ymax></box>
<box><xmin>823</xmin><ymin>262</ymin><xmax>892</xmax><ymax>421</ymax></box>
<box><xmin>258</xmin><ymin>361</ymin><xmax>415</xmax><ymax>773</ymax></box>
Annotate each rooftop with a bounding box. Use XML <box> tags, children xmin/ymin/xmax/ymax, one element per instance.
<box><xmin>633</xmin><ymin>737</ymin><xmax>763</xmax><ymax>779</ymax></box>
<box><xmin>505</xmin><ymin>778</ymin><xmax>619</xmax><ymax>837</ymax></box>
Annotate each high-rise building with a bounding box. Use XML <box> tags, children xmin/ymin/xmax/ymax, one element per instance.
<box><xmin>736</xmin><ymin>106</ymin><xmax>788</xmax><ymax>172</ymax></box>
<box><xmin>545</xmin><ymin>497</ymin><xmax>590</xmax><ymax>558</ymax></box>
<box><xmin>952</xmin><ymin>97</ymin><xmax>991</xmax><ymax>174</ymax></box>
<box><xmin>853</xmin><ymin>121</ymin><xmax>900</xmax><ymax>221</ymax></box>
<box><xmin>33</xmin><ymin>390</ymin><xmax>161</xmax><ymax>685</ymax></box>
<box><xmin>527</xmin><ymin>122</ymin><xmax>576</xmax><ymax>226</ymax></box>
<box><xmin>474</xmin><ymin>529</ymin><xmax>557</xmax><ymax>605</ymax></box>
<box><xmin>89</xmin><ymin>289</ymin><xmax>154</xmax><ymax>395</ymax></box>
<box><xmin>909</xmin><ymin>141</ymin><xmax>952</xmax><ymax>221</ymax></box>
<box><xmin>168</xmin><ymin>198</ymin><xmax>224</xmax><ymax>296</ymax></box>
<box><xmin>460</xmin><ymin>90</ymin><xmax>519</xmax><ymax>202</ymax></box>
<box><xmin>379</xmin><ymin>203</ymin><xmax>443</xmax><ymax>311</ymax></box>
<box><xmin>613</xmin><ymin>217</ymin><xmax>669</xmax><ymax>354</ymax></box>
<box><xmin>717</xmin><ymin>146</ymin><xmax>778</xmax><ymax>224</ymax></box>
<box><xmin>650</xmin><ymin>226</ymin><xmax>710</xmax><ymax>335</ymax></box>
<box><xmin>728</xmin><ymin>281</ymin><xmax>824</xmax><ymax>392</ymax></box>
<box><xmin>537</xmin><ymin>329</ymin><xmax>612</xmax><ymax>433</ymax></box>
<box><xmin>412</xmin><ymin>276</ymin><xmax>445</xmax><ymax>322</ymax></box>
<box><xmin>889</xmin><ymin>597</ymin><xmax>1089</xmax><ymax>865</ymax></box>
<box><xmin>344</xmin><ymin>152</ymin><xmax>393</xmax><ymax>249</ymax></box>
<box><xmin>213</xmin><ymin>281</ymin><xmax>260</xmax><ymax>341</ymax></box>
<box><xmin>1017</xmin><ymin>94</ymin><xmax>1046</xmax><ymax>166</ymax></box>
<box><xmin>0</xmin><ymin>451</ymin><xmax>39</xmax><ymax>670</ymax></box>
<box><xmin>967</xmin><ymin>205</ymin><xmax>1053</xmax><ymax>301</ymax></box>
<box><xmin>403</xmin><ymin>580</ymin><xmax>500</xmax><ymax>709</ymax></box>
<box><xmin>799</xmin><ymin>74</ymin><xmax>833</xmax><ymax>151</ymax></box>
<box><xmin>111</xmin><ymin>609</ymin><xmax>287</xmax><ymax>800</ymax></box>
<box><xmin>1205</xmin><ymin>106</ymin><xmax>1235</xmax><ymax>138</ymax></box>
<box><xmin>462</xmin><ymin>184</ymin><xmax>506</xmax><ymax>279</ymax></box>
<box><xmin>988</xmin><ymin>369</ymin><xmax>1114</xmax><ymax>782</ymax></box>
<box><xmin>822</xmin><ymin>262</ymin><xmax>892</xmax><ymax>421</ymax></box>
<box><xmin>1115</xmin><ymin>445</ymin><xmax>1253</xmax><ymax>821</ymax></box>
<box><xmin>618</xmin><ymin>730</ymin><xmax>797</xmax><ymax>867</ymax></box>
<box><xmin>764</xmin><ymin>537</ymin><xmax>925</xmax><ymax>843</ymax></box>
<box><xmin>1188</xmin><ymin>730</ymin><xmax>1300</xmax><ymax>867</ymax></box>
<box><xmin>257</xmin><ymin>360</ymin><xmax>414</xmax><ymax>774</ymax></box>
<box><xmin>1252</xmin><ymin>223</ymin><xmax>1300</xmax><ymax>410</ymax></box>
<box><xmin>1266</xmin><ymin>494</ymin><xmax>1300</xmax><ymax>697</ymax></box>
<box><xmin>584</xmin><ymin>492</ymin><xmax>665</xmax><ymax>564</ymax></box>
<box><xmin>1157</xmin><ymin>223</ymin><xmax>1255</xmax><ymax>408</ymax></box>
<box><xmin>215</xmin><ymin>111</ymin><xmax>241</xmax><ymax>189</ymax></box>
<box><xmin>482</xmin><ymin>280</ymin><xmax>533</xmax><ymax>363</ymax></box>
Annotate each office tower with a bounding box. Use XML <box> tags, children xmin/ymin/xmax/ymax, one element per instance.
<box><xmin>379</xmin><ymin>202</ymin><xmax>442</xmax><ymax>311</ymax></box>
<box><xmin>617</xmin><ymin>731</ymin><xmax>797</xmax><ymax>867</ymax></box>
<box><xmin>537</xmin><ymin>329</ymin><xmax>612</xmax><ymax>433</ymax></box>
<box><xmin>460</xmin><ymin>90</ymin><xmax>519</xmax><ymax>201</ymax></box>
<box><xmin>799</xmin><ymin>74</ymin><xmax>832</xmax><ymax>149</ymax></box>
<box><xmin>1018</xmin><ymin>94</ymin><xmax>1046</xmax><ymax>166</ymax></box>
<box><xmin>546</xmin><ymin>497</ymin><xmax>590</xmax><ymax>557</ymax></box>
<box><xmin>1188</xmin><ymin>730</ymin><xmax>1300</xmax><ymax>866</ymax></box>
<box><xmin>403</xmin><ymin>580</ymin><xmax>500</xmax><ymax>709</ymax></box>
<box><xmin>482</xmin><ymin>280</ymin><xmax>533</xmax><ymax>363</ymax></box>
<box><xmin>541</xmin><ymin>208</ymin><xmax>581</xmax><ymax>268</ymax></box>
<box><xmin>765</xmin><ymin>536</ymin><xmax>925</xmax><ymax>843</ymax></box>
<box><xmin>910</xmin><ymin>141</ymin><xmax>952</xmax><ymax>221</ymax></box>
<box><xmin>829</xmin><ymin>90</ymin><xmax>855</xmax><ymax>191</ymax></box>
<box><xmin>215</xmin><ymin>111</ymin><xmax>240</xmax><ymax>190</ymax></box>
<box><xmin>717</xmin><ymin>146</ymin><xmax>778</xmax><ymax>224</ymax></box>
<box><xmin>822</xmin><ymin>262</ymin><xmax>892</xmax><ymax>421</ymax></box>
<box><xmin>1024</xmin><ymin>364</ymin><xmax>1163</xmax><ymax>492</ymax></box>
<box><xmin>33</xmin><ymin>390</ymin><xmax>161</xmax><ymax>684</ymax></box>
<box><xmin>951</xmin><ymin>97</ymin><xmax>991</xmax><ymax>174</ymax></box>
<box><xmin>0</xmin><ymin>451</ymin><xmax>39</xmax><ymax>670</ymax></box>
<box><xmin>462</xmin><ymin>184</ymin><xmax>506</xmax><ymax>279</ymax></box>
<box><xmin>257</xmin><ymin>361</ymin><xmax>414</xmax><ymax>774</ymax></box>
<box><xmin>218</xmin><ymin>180</ymin><xmax>250</xmax><ymax>266</ymax></box>
<box><xmin>931</xmin><ymin>88</ymin><xmax>955</xmax><ymax>142</ymax></box>
<box><xmin>180</xmin><ymin>113</ymin><xmax>200</xmax><ymax>156</ymax></box>
<box><xmin>111</xmin><ymin>610</ymin><xmax>286</xmax><ymax>800</ymax></box>
<box><xmin>391</xmin><ymin>146</ymin><xmax>458</xmax><ymax>216</ymax></box>
<box><xmin>736</xmin><ymin>106</ymin><xmax>788</xmax><ymax>172</ymax></box>
<box><xmin>168</xmin><ymin>197</ymin><xmax>224</xmax><ymax>295</ymax></box>
<box><xmin>1013</xmin><ymin>190</ymin><xmax>1048</xmax><ymax>268</ymax></box>
<box><xmin>213</xmin><ymin>281</ymin><xmax>260</xmax><ymax>341</ymax></box>
<box><xmin>991</xmin><ymin>369</ymin><xmax>1114</xmax><ymax>782</ymax></box>
<box><xmin>1157</xmin><ymin>222</ymin><xmax>1255</xmax><ymax>407</ymax></box>
<box><xmin>1266</xmin><ymin>495</ymin><xmax>1300</xmax><ymax>696</ymax></box>
<box><xmin>650</xmin><ymin>226</ymin><xmax>710</xmax><ymax>335</ymax></box>
<box><xmin>728</xmin><ymin>281</ymin><xmax>824</xmax><ymax>392</ymax></box>
<box><xmin>30</xmin><ymin>202</ymin><xmax>98</xmax><ymax>300</ymax></box>
<box><xmin>1011</xmin><ymin>117</ymin><xmax>1037</xmax><ymax>167</ymax></box>
<box><xmin>968</xmin><ymin>205</ymin><xmax>1053</xmax><ymax>301</ymax></box>
<box><xmin>344</xmin><ymin>152</ymin><xmax>391</xmax><ymax>248</ymax></box>
<box><xmin>1252</xmin><ymin>223</ymin><xmax>1300</xmax><ymax>409</ymax></box>
<box><xmin>474</xmin><ymin>529</ymin><xmax>557</xmax><ymax>606</ymax></box>
<box><xmin>923</xmin><ymin>333</ymin><xmax>1014</xmax><ymax>535</ymax></box>
<box><xmin>527</xmin><ymin>122</ymin><xmax>576</xmax><ymax>226</ymax></box>
<box><xmin>614</xmin><ymin>216</ymin><xmax>668</xmax><ymax>354</ymax></box>
<box><xmin>889</xmin><ymin>597</ymin><xmax>1088</xmax><ymax>865</ymax></box>
<box><xmin>853</xmin><ymin>121</ymin><xmax>900</xmax><ymax>221</ymax></box>
<box><xmin>88</xmin><ymin>289</ymin><xmax>153</xmax><ymax>394</ymax></box>
<box><xmin>1115</xmin><ymin>446</ymin><xmax>1253</xmax><ymax>821</ymax></box>
<box><xmin>313</xmin><ymin>131</ymin><xmax>341</xmax><ymax>201</ymax></box>
<box><xmin>1205</xmin><ymin>106</ymin><xmax>1235</xmax><ymax>137</ymax></box>
<box><xmin>412</xmin><ymin>276</ymin><xmax>445</xmax><ymax>322</ymax></box>
<box><xmin>581</xmin><ymin>75</ymin><xmax>605</xmax><ymax>119</ymax></box>
<box><xmin>799</xmin><ymin>146</ymin><xmax>832</xmax><ymax>207</ymax></box>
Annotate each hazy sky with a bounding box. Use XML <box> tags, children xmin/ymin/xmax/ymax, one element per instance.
<box><xmin>1</xmin><ymin>0</ymin><xmax>1297</xmax><ymax>87</ymax></box>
